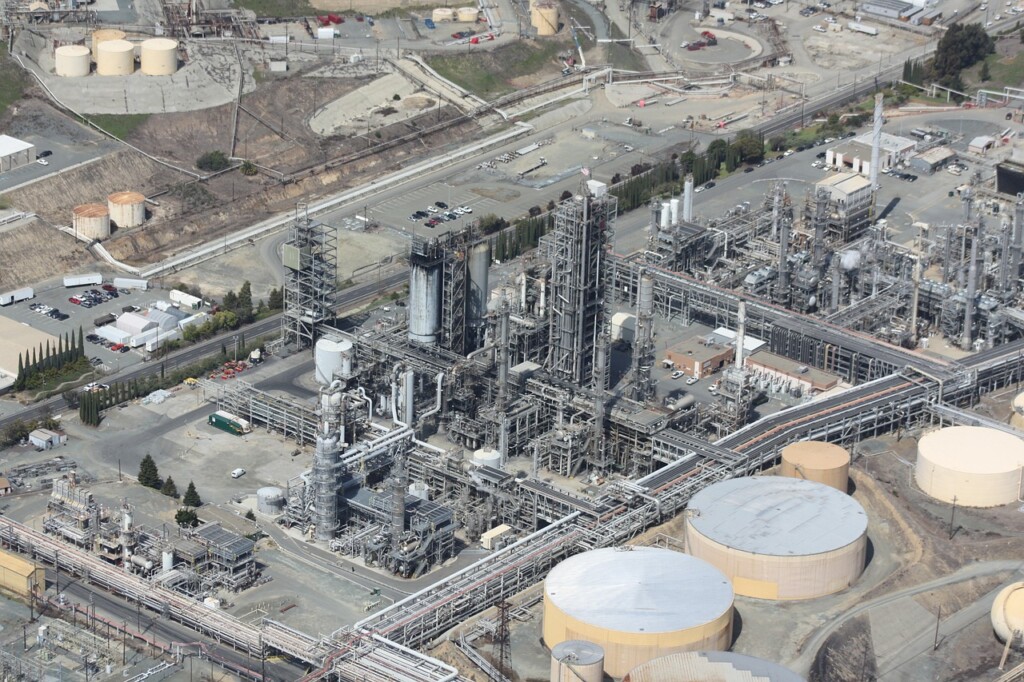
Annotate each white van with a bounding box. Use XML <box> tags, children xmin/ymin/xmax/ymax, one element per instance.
<box><xmin>231</xmin><ymin>468</ymin><xmax>246</xmax><ymax>479</ymax></box>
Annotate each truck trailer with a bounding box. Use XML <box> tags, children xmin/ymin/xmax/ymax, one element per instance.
<box><xmin>63</xmin><ymin>273</ymin><xmax>103</xmax><ymax>288</ymax></box>
<box><xmin>0</xmin><ymin>288</ymin><xmax>34</xmax><ymax>305</ymax></box>
<box><xmin>208</xmin><ymin>411</ymin><xmax>252</xmax><ymax>436</ymax></box>
<box><xmin>847</xmin><ymin>21</ymin><xmax>878</xmax><ymax>35</ymax></box>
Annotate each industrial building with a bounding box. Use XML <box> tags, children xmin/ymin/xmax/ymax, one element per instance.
<box><xmin>0</xmin><ymin>550</ymin><xmax>45</xmax><ymax>599</ymax></box>
<box><xmin>914</xmin><ymin>426</ymin><xmax>1024</xmax><ymax>507</ymax></box>
<box><xmin>623</xmin><ymin>651</ymin><xmax>806</xmax><ymax>682</ymax></box>
<box><xmin>859</xmin><ymin>0</ymin><xmax>915</xmax><ymax>18</ymax></box>
<box><xmin>685</xmin><ymin>477</ymin><xmax>868</xmax><ymax>599</ymax></box>
<box><xmin>666</xmin><ymin>334</ymin><xmax>734</xmax><ymax>379</ymax></box>
<box><xmin>0</xmin><ymin>134</ymin><xmax>36</xmax><ymax>173</ymax></box>
<box><xmin>826</xmin><ymin>133</ymin><xmax>916</xmax><ymax>176</ymax></box>
<box><xmin>908</xmin><ymin>146</ymin><xmax>957</xmax><ymax>174</ymax></box>
<box><xmin>542</xmin><ymin>547</ymin><xmax>734</xmax><ymax>678</ymax></box>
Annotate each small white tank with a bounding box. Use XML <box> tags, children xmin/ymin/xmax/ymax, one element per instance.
<box><xmin>55</xmin><ymin>45</ymin><xmax>90</xmax><ymax>77</ymax></box>
<box><xmin>107</xmin><ymin>191</ymin><xmax>146</xmax><ymax>228</ymax></box>
<box><xmin>551</xmin><ymin>640</ymin><xmax>604</xmax><ymax>682</ymax></box>
<box><xmin>408</xmin><ymin>482</ymin><xmax>430</xmax><ymax>500</ymax></box>
<box><xmin>314</xmin><ymin>338</ymin><xmax>348</xmax><ymax>385</ymax></box>
<box><xmin>457</xmin><ymin>7</ymin><xmax>480</xmax><ymax>21</ymax></box>
<box><xmin>96</xmin><ymin>39</ymin><xmax>135</xmax><ymax>76</ymax></box>
<box><xmin>161</xmin><ymin>549</ymin><xmax>174</xmax><ymax>572</ymax></box>
<box><xmin>257</xmin><ymin>486</ymin><xmax>285</xmax><ymax>514</ymax></box>
<box><xmin>473</xmin><ymin>447</ymin><xmax>501</xmax><ymax>469</ymax></box>
<box><xmin>73</xmin><ymin>203</ymin><xmax>111</xmax><ymax>240</ymax></box>
<box><xmin>432</xmin><ymin>7</ymin><xmax>455</xmax><ymax>22</ymax></box>
<box><xmin>140</xmin><ymin>38</ymin><xmax>178</xmax><ymax>75</ymax></box>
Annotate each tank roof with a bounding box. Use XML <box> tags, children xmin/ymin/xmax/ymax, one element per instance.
<box><xmin>686</xmin><ymin>476</ymin><xmax>867</xmax><ymax>556</ymax></box>
<box><xmin>98</xmin><ymin>39</ymin><xmax>134</xmax><ymax>52</ymax></box>
<box><xmin>919</xmin><ymin>426</ymin><xmax>1024</xmax><ymax>474</ymax></box>
<box><xmin>625</xmin><ymin>651</ymin><xmax>805</xmax><ymax>682</ymax></box>
<box><xmin>56</xmin><ymin>45</ymin><xmax>90</xmax><ymax>55</ymax></box>
<box><xmin>108</xmin><ymin>191</ymin><xmax>146</xmax><ymax>204</ymax></box>
<box><xmin>782</xmin><ymin>441</ymin><xmax>849</xmax><ymax>468</ymax></box>
<box><xmin>551</xmin><ymin>640</ymin><xmax>604</xmax><ymax>665</ymax></box>
<box><xmin>545</xmin><ymin>547</ymin><xmax>732</xmax><ymax>634</ymax></box>
<box><xmin>141</xmin><ymin>37</ymin><xmax>178</xmax><ymax>48</ymax></box>
<box><xmin>73</xmin><ymin>203</ymin><xmax>108</xmax><ymax>217</ymax></box>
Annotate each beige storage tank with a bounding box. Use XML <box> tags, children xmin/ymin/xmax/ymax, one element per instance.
<box><xmin>107</xmin><ymin>191</ymin><xmax>146</xmax><ymax>228</ymax></box>
<box><xmin>550</xmin><ymin>640</ymin><xmax>604</xmax><ymax>682</ymax></box>
<box><xmin>96</xmin><ymin>39</ymin><xmax>135</xmax><ymax>75</ymax></box>
<box><xmin>992</xmin><ymin>582</ymin><xmax>1024</xmax><ymax>647</ymax></box>
<box><xmin>91</xmin><ymin>28</ymin><xmax>126</xmax><ymax>56</ymax></box>
<box><xmin>457</xmin><ymin>7</ymin><xmax>480</xmax><ymax>22</ymax></box>
<box><xmin>140</xmin><ymin>38</ymin><xmax>178</xmax><ymax>75</ymax></box>
<box><xmin>72</xmin><ymin>204</ymin><xmax>111</xmax><ymax>240</ymax></box>
<box><xmin>780</xmin><ymin>441</ymin><xmax>851</xmax><ymax>492</ymax></box>
<box><xmin>543</xmin><ymin>547</ymin><xmax>734</xmax><ymax>678</ymax></box>
<box><xmin>915</xmin><ymin>425</ymin><xmax>1024</xmax><ymax>507</ymax></box>
<box><xmin>1011</xmin><ymin>392</ymin><xmax>1024</xmax><ymax>429</ymax></box>
<box><xmin>623</xmin><ymin>651</ymin><xmax>806</xmax><ymax>682</ymax></box>
<box><xmin>533</xmin><ymin>2</ymin><xmax>559</xmax><ymax>35</ymax></box>
<box><xmin>685</xmin><ymin>476</ymin><xmax>867</xmax><ymax>600</ymax></box>
<box><xmin>55</xmin><ymin>45</ymin><xmax>91</xmax><ymax>77</ymax></box>
<box><xmin>432</xmin><ymin>7</ymin><xmax>455</xmax><ymax>22</ymax></box>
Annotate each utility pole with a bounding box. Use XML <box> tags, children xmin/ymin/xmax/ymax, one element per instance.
<box><xmin>948</xmin><ymin>495</ymin><xmax>957</xmax><ymax>539</ymax></box>
<box><xmin>933</xmin><ymin>605</ymin><xmax>942</xmax><ymax>649</ymax></box>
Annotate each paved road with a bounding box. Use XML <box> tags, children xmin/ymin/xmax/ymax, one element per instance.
<box><xmin>792</xmin><ymin>560</ymin><xmax>1024</xmax><ymax>676</ymax></box>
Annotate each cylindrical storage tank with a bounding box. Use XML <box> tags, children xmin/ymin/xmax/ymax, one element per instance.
<box><xmin>473</xmin><ymin>447</ymin><xmax>501</xmax><ymax>469</ymax></box>
<box><xmin>432</xmin><ymin>7</ymin><xmax>455</xmax><ymax>22</ymax></box>
<box><xmin>992</xmin><ymin>582</ymin><xmax>1024</xmax><ymax>647</ymax></box>
<box><xmin>161</xmin><ymin>549</ymin><xmax>174</xmax><ymax>572</ymax></box>
<box><xmin>685</xmin><ymin>476</ymin><xmax>867</xmax><ymax>600</ymax></box>
<box><xmin>550</xmin><ymin>640</ymin><xmax>604</xmax><ymax>682</ymax></box>
<box><xmin>780</xmin><ymin>441</ymin><xmax>851</xmax><ymax>492</ymax></box>
<box><xmin>337</xmin><ymin>338</ymin><xmax>353</xmax><ymax>377</ymax></box>
<box><xmin>55</xmin><ymin>45</ymin><xmax>91</xmax><ymax>77</ymax></box>
<box><xmin>533</xmin><ymin>2</ymin><xmax>560</xmax><ymax>35</ymax></box>
<box><xmin>457</xmin><ymin>7</ymin><xmax>480</xmax><ymax>21</ymax></box>
<box><xmin>466</xmin><ymin>241</ymin><xmax>491</xmax><ymax>346</ymax></box>
<box><xmin>140</xmin><ymin>38</ymin><xmax>178</xmax><ymax>75</ymax></box>
<box><xmin>314</xmin><ymin>338</ymin><xmax>347</xmax><ymax>385</ymax></box>
<box><xmin>96</xmin><ymin>39</ymin><xmax>135</xmax><ymax>76</ymax></box>
<box><xmin>915</xmin><ymin>426</ymin><xmax>1024</xmax><ymax>507</ymax></box>
<box><xmin>107</xmin><ymin>191</ymin><xmax>146</xmax><ymax>228</ymax></box>
<box><xmin>408</xmin><ymin>481</ymin><xmax>430</xmax><ymax>501</ymax></box>
<box><xmin>72</xmin><ymin>204</ymin><xmax>111</xmax><ymax>240</ymax></box>
<box><xmin>408</xmin><ymin>261</ymin><xmax>441</xmax><ymax>344</ymax></box>
<box><xmin>624</xmin><ymin>651</ymin><xmax>806</xmax><ymax>682</ymax></box>
<box><xmin>543</xmin><ymin>547</ymin><xmax>734</xmax><ymax>678</ymax></box>
<box><xmin>257</xmin><ymin>486</ymin><xmax>285</xmax><ymax>514</ymax></box>
<box><xmin>669</xmin><ymin>198</ymin><xmax>680</xmax><ymax>225</ymax></box>
<box><xmin>1011</xmin><ymin>392</ymin><xmax>1024</xmax><ymax>429</ymax></box>
<box><xmin>91</xmin><ymin>28</ymin><xmax>126</xmax><ymax>56</ymax></box>
<box><xmin>660</xmin><ymin>202</ymin><xmax>670</xmax><ymax>229</ymax></box>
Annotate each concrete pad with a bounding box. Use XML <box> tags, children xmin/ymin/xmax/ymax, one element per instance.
<box><xmin>310</xmin><ymin>72</ymin><xmax>432</xmax><ymax>135</ymax></box>
<box><xmin>0</xmin><ymin>314</ymin><xmax>60</xmax><ymax>379</ymax></box>
<box><xmin>869</xmin><ymin>596</ymin><xmax>935</xmax><ymax>663</ymax></box>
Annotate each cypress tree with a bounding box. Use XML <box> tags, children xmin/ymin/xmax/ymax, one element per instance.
<box><xmin>138</xmin><ymin>454</ymin><xmax>160</xmax><ymax>489</ymax></box>
<box><xmin>182</xmin><ymin>481</ymin><xmax>202</xmax><ymax>507</ymax></box>
<box><xmin>77</xmin><ymin>327</ymin><xmax>84</xmax><ymax>358</ymax></box>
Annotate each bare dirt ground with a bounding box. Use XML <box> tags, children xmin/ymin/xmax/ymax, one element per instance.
<box><xmin>0</xmin><ymin>218</ymin><xmax>91</xmax><ymax>290</ymax></box>
<box><xmin>803</xmin><ymin>28</ymin><xmax>927</xmax><ymax>72</ymax></box>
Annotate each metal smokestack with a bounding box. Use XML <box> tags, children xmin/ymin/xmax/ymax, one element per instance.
<box><xmin>735</xmin><ymin>301</ymin><xmax>746</xmax><ymax>370</ymax></box>
<box><xmin>870</xmin><ymin>93</ymin><xmax>883</xmax><ymax>192</ymax></box>
<box><xmin>682</xmin><ymin>174</ymin><xmax>694</xmax><ymax>222</ymax></box>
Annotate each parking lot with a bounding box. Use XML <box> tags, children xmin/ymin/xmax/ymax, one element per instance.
<box><xmin>0</xmin><ymin>276</ymin><xmax>149</xmax><ymax>371</ymax></box>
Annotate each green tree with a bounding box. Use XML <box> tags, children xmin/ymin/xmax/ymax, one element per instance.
<box><xmin>183</xmin><ymin>481</ymin><xmax>203</xmax><ymax>507</ymax></box>
<box><xmin>222</xmin><ymin>290</ymin><xmax>238</xmax><ymax>311</ymax></box>
<box><xmin>245</xmin><ymin>509</ymin><xmax>256</xmax><ymax>521</ymax></box>
<box><xmin>981</xmin><ymin>59</ymin><xmax>991</xmax><ymax>82</ymax></box>
<box><xmin>238</xmin><ymin>281</ymin><xmax>254</xmax><ymax>323</ymax></box>
<box><xmin>268</xmin><ymin>287</ymin><xmax>283</xmax><ymax>310</ymax></box>
<box><xmin>138</xmin><ymin>454</ymin><xmax>160</xmax><ymax>489</ymax></box>
<box><xmin>196</xmin><ymin>150</ymin><xmax>230</xmax><ymax>172</ymax></box>
<box><xmin>161</xmin><ymin>476</ymin><xmax>179</xmax><ymax>499</ymax></box>
<box><xmin>175</xmin><ymin>508</ymin><xmax>200</xmax><ymax>528</ymax></box>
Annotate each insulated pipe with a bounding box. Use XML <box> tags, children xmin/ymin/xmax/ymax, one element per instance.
<box><xmin>417</xmin><ymin>372</ymin><xmax>445</xmax><ymax>421</ymax></box>
<box><xmin>963</xmin><ymin>227</ymin><xmax>979</xmax><ymax>350</ymax></box>
<box><xmin>682</xmin><ymin>174</ymin><xmax>694</xmax><ymax>222</ymax></box>
<box><xmin>735</xmin><ymin>301</ymin><xmax>746</xmax><ymax>370</ymax></box>
<box><xmin>403</xmin><ymin>370</ymin><xmax>415</xmax><ymax>426</ymax></box>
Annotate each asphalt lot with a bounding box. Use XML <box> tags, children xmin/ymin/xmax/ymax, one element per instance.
<box><xmin>0</xmin><ymin>127</ymin><xmax>121</xmax><ymax>194</ymax></box>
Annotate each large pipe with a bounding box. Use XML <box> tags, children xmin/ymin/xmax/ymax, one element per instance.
<box><xmin>649</xmin><ymin>200</ymin><xmax>660</xmax><ymax>247</ymax></box>
<box><xmin>418</xmin><ymin>372</ymin><xmax>445</xmax><ymax>421</ymax></box>
<box><xmin>682</xmin><ymin>174</ymin><xmax>694</xmax><ymax>222</ymax></box>
<box><xmin>869</xmin><ymin>92</ymin><xmax>883</xmax><ymax>192</ymax></box>
<box><xmin>1011</xmin><ymin>196</ymin><xmax>1024</xmax><ymax>292</ymax></box>
<box><xmin>403</xmin><ymin>370</ymin><xmax>415</xmax><ymax>426</ymax></box>
<box><xmin>910</xmin><ymin>258</ymin><xmax>921</xmax><ymax>346</ymax></box>
<box><xmin>735</xmin><ymin>301</ymin><xmax>746</xmax><ymax>370</ymax></box>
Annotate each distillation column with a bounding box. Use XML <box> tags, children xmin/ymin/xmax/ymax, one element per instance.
<box><xmin>682</xmin><ymin>174</ymin><xmax>694</xmax><ymax>223</ymax></box>
<box><xmin>774</xmin><ymin>183</ymin><xmax>790</xmax><ymax>305</ymax></box>
<box><xmin>962</xmin><ymin>225</ymin><xmax>980</xmax><ymax>350</ymax></box>
<box><xmin>629</xmin><ymin>274</ymin><xmax>656</xmax><ymax>403</ymax></box>
<box><xmin>869</xmin><ymin>93</ymin><xmax>883</xmax><ymax>195</ymax></box>
<box><xmin>813</xmin><ymin>187</ymin><xmax>829</xmax><ymax>273</ymax></box>
<box><xmin>313</xmin><ymin>385</ymin><xmax>344</xmax><ymax>542</ymax></box>
<box><xmin>1010</xmin><ymin>197</ymin><xmax>1024</xmax><ymax>293</ymax></box>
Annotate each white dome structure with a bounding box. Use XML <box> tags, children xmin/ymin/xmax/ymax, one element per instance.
<box><xmin>685</xmin><ymin>476</ymin><xmax>867</xmax><ymax>600</ymax></box>
<box><xmin>992</xmin><ymin>582</ymin><xmax>1024</xmax><ymax>647</ymax></box>
<box><xmin>915</xmin><ymin>426</ymin><xmax>1024</xmax><ymax>507</ymax></box>
<box><xmin>543</xmin><ymin>547</ymin><xmax>734</xmax><ymax>678</ymax></box>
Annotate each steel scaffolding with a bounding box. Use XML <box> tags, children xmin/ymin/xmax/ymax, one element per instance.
<box><xmin>282</xmin><ymin>204</ymin><xmax>338</xmax><ymax>350</ymax></box>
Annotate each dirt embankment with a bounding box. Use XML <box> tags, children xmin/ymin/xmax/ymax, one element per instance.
<box><xmin>0</xmin><ymin>219</ymin><xmax>90</xmax><ymax>289</ymax></box>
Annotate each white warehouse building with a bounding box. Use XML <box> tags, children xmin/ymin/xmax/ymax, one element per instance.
<box><xmin>0</xmin><ymin>135</ymin><xmax>36</xmax><ymax>173</ymax></box>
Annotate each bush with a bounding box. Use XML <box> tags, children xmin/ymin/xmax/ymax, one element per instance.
<box><xmin>196</xmin><ymin>151</ymin><xmax>230</xmax><ymax>172</ymax></box>
<box><xmin>175</xmin><ymin>508</ymin><xmax>199</xmax><ymax>528</ymax></box>
<box><xmin>240</xmin><ymin>160</ymin><xmax>258</xmax><ymax>176</ymax></box>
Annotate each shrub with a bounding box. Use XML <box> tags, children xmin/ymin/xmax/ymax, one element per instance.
<box><xmin>196</xmin><ymin>151</ymin><xmax>230</xmax><ymax>172</ymax></box>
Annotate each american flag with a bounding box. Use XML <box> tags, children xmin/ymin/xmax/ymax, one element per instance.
<box><xmin>581</xmin><ymin>167</ymin><xmax>590</xmax><ymax>177</ymax></box>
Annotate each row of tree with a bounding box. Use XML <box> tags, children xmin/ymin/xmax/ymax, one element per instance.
<box><xmin>15</xmin><ymin>328</ymin><xmax>87</xmax><ymax>391</ymax></box>
<box><xmin>77</xmin><ymin>378</ymin><xmax>157</xmax><ymax>426</ymax></box>
<box><xmin>138</xmin><ymin>453</ymin><xmax>203</xmax><ymax>505</ymax></box>
<box><xmin>903</xmin><ymin>22</ymin><xmax>994</xmax><ymax>92</ymax></box>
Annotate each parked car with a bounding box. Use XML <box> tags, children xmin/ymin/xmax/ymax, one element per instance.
<box><xmin>671</xmin><ymin>370</ymin><xmax>684</xmax><ymax>379</ymax></box>
<box><xmin>686</xmin><ymin>376</ymin><xmax>699</xmax><ymax>385</ymax></box>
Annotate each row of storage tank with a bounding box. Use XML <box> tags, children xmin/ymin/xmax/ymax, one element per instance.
<box><xmin>72</xmin><ymin>191</ymin><xmax>147</xmax><ymax>240</ymax></box>
<box><xmin>430</xmin><ymin>7</ymin><xmax>481</xmax><ymax>22</ymax></box>
<box><xmin>55</xmin><ymin>32</ymin><xmax>178</xmax><ymax>77</ymax></box>
<box><xmin>543</xmin><ymin>425</ymin><xmax>1024</xmax><ymax>681</ymax></box>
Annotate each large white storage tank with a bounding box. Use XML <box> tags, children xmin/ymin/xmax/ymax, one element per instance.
<box><xmin>780</xmin><ymin>441</ymin><xmax>851</xmax><ymax>492</ymax></box>
<box><xmin>140</xmin><ymin>38</ymin><xmax>178</xmax><ymax>75</ymax></box>
<box><xmin>472</xmin><ymin>447</ymin><xmax>501</xmax><ymax>469</ymax></box>
<box><xmin>532</xmin><ymin>1</ymin><xmax>559</xmax><ymax>35</ymax></box>
<box><xmin>456</xmin><ymin>7</ymin><xmax>480</xmax><ymax>21</ymax></box>
<box><xmin>72</xmin><ymin>204</ymin><xmax>111</xmax><ymax>240</ymax></box>
<box><xmin>55</xmin><ymin>45</ymin><xmax>91</xmax><ymax>77</ymax></box>
<box><xmin>314</xmin><ymin>338</ymin><xmax>352</xmax><ymax>385</ymax></box>
<box><xmin>915</xmin><ymin>425</ymin><xmax>1024</xmax><ymax>507</ymax></box>
<box><xmin>91</xmin><ymin>28</ymin><xmax>126</xmax><ymax>56</ymax></box>
<box><xmin>1012</xmin><ymin>392</ymin><xmax>1024</xmax><ymax>429</ymax></box>
<box><xmin>623</xmin><ymin>651</ymin><xmax>806</xmax><ymax>682</ymax></box>
<box><xmin>408</xmin><ymin>260</ymin><xmax>442</xmax><ymax>344</ymax></box>
<box><xmin>432</xmin><ymin>7</ymin><xmax>455</xmax><ymax>22</ymax></box>
<box><xmin>550</xmin><ymin>640</ymin><xmax>604</xmax><ymax>682</ymax></box>
<box><xmin>991</xmin><ymin>582</ymin><xmax>1024</xmax><ymax>647</ymax></box>
<box><xmin>543</xmin><ymin>547</ymin><xmax>734</xmax><ymax>678</ymax></box>
<box><xmin>685</xmin><ymin>476</ymin><xmax>867</xmax><ymax>600</ymax></box>
<box><xmin>96</xmin><ymin>39</ymin><xmax>135</xmax><ymax>76</ymax></box>
<box><xmin>107</xmin><ymin>191</ymin><xmax>146</xmax><ymax>228</ymax></box>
